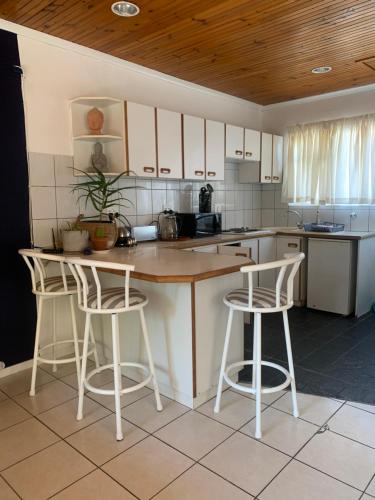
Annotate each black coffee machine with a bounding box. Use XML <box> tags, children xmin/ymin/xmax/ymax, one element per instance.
<box><xmin>199</xmin><ymin>183</ymin><xmax>214</xmax><ymax>213</ymax></box>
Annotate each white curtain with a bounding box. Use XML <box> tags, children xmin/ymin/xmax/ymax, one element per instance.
<box><xmin>283</xmin><ymin>114</ymin><xmax>375</xmax><ymax>205</ymax></box>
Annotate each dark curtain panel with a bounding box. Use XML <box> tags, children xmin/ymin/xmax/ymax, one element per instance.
<box><xmin>0</xmin><ymin>28</ymin><xmax>36</xmax><ymax>366</ymax></box>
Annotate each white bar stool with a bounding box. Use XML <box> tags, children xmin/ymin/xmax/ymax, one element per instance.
<box><xmin>214</xmin><ymin>252</ymin><xmax>305</xmax><ymax>439</ymax></box>
<box><xmin>19</xmin><ymin>249</ymin><xmax>99</xmax><ymax>396</ymax></box>
<box><xmin>67</xmin><ymin>256</ymin><xmax>163</xmax><ymax>441</ymax></box>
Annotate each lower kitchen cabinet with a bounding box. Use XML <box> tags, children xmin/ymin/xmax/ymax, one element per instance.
<box><xmin>258</xmin><ymin>237</ymin><xmax>276</xmax><ymax>288</ymax></box>
<box><xmin>276</xmin><ymin>235</ymin><xmax>306</xmax><ymax>305</ymax></box>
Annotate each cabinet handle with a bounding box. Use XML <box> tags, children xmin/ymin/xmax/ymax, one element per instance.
<box><xmin>288</xmin><ymin>243</ymin><xmax>298</xmax><ymax>248</ymax></box>
<box><xmin>273</xmin><ymin>176</ymin><xmax>280</xmax><ymax>180</ymax></box>
<box><xmin>143</xmin><ymin>166</ymin><xmax>155</xmax><ymax>173</ymax></box>
<box><xmin>195</xmin><ymin>170</ymin><xmax>204</xmax><ymax>176</ymax></box>
<box><xmin>207</xmin><ymin>171</ymin><xmax>216</xmax><ymax>177</ymax></box>
<box><xmin>245</xmin><ymin>151</ymin><xmax>253</xmax><ymax>157</ymax></box>
<box><xmin>264</xmin><ymin>175</ymin><xmax>271</xmax><ymax>180</ymax></box>
<box><xmin>235</xmin><ymin>252</ymin><xmax>248</xmax><ymax>257</ymax></box>
<box><xmin>160</xmin><ymin>168</ymin><xmax>171</xmax><ymax>174</ymax></box>
<box><xmin>235</xmin><ymin>150</ymin><xmax>243</xmax><ymax>156</ymax></box>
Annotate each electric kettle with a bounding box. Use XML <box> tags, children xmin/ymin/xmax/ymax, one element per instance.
<box><xmin>158</xmin><ymin>210</ymin><xmax>180</xmax><ymax>241</ymax></box>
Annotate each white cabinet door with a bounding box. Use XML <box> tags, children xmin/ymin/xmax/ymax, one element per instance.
<box><xmin>258</xmin><ymin>236</ymin><xmax>276</xmax><ymax>288</ymax></box>
<box><xmin>217</xmin><ymin>245</ymin><xmax>250</xmax><ymax>258</ymax></box>
<box><xmin>225</xmin><ymin>124</ymin><xmax>244</xmax><ymax>160</ymax></box>
<box><xmin>260</xmin><ymin>132</ymin><xmax>273</xmax><ymax>183</ymax></box>
<box><xmin>156</xmin><ymin>108</ymin><xmax>182</xmax><ymax>179</ymax></box>
<box><xmin>183</xmin><ymin>115</ymin><xmax>205</xmax><ymax>180</ymax></box>
<box><xmin>272</xmin><ymin>134</ymin><xmax>283</xmax><ymax>183</ymax></box>
<box><xmin>244</xmin><ymin>129</ymin><xmax>261</xmax><ymax>162</ymax></box>
<box><xmin>206</xmin><ymin>120</ymin><xmax>225</xmax><ymax>181</ymax></box>
<box><xmin>276</xmin><ymin>236</ymin><xmax>302</xmax><ymax>302</ymax></box>
<box><xmin>126</xmin><ymin>102</ymin><xmax>156</xmax><ymax>177</ymax></box>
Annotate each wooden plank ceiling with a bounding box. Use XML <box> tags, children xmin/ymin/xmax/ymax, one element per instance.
<box><xmin>1</xmin><ymin>0</ymin><xmax>375</xmax><ymax>104</ymax></box>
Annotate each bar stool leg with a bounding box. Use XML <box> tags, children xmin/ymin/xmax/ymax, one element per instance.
<box><xmin>30</xmin><ymin>296</ymin><xmax>43</xmax><ymax>396</ymax></box>
<box><xmin>69</xmin><ymin>295</ymin><xmax>81</xmax><ymax>388</ymax></box>
<box><xmin>252</xmin><ymin>314</ymin><xmax>257</xmax><ymax>390</ymax></box>
<box><xmin>52</xmin><ymin>298</ymin><xmax>57</xmax><ymax>373</ymax></box>
<box><xmin>89</xmin><ymin>320</ymin><xmax>100</xmax><ymax>369</ymax></box>
<box><xmin>282</xmin><ymin>310</ymin><xmax>299</xmax><ymax>418</ymax></box>
<box><xmin>77</xmin><ymin>312</ymin><xmax>91</xmax><ymax>421</ymax></box>
<box><xmin>139</xmin><ymin>308</ymin><xmax>163</xmax><ymax>411</ymax></box>
<box><xmin>214</xmin><ymin>307</ymin><xmax>234</xmax><ymax>414</ymax></box>
<box><xmin>111</xmin><ymin>314</ymin><xmax>123</xmax><ymax>441</ymax></box>
<box><xmin>255</xmin><ymin>312</ymin><xmax>262</xmax><ymax>439</ymax></box>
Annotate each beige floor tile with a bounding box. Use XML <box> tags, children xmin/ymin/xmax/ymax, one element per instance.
<box><xmin>329</xmin><ymin>404</ymin><xmax>375</xmax><ymax>448</ymax></box>
<box><xmin>2</xmin><ymin>441</ymin><xmax>95</xmax><ymax>500</ymax></box>
<box><xmin>363</xmin><ymin>495</ymin><xmax>374</xmax><ymax>500</ymax></box>
<box><xmin>154</xmin><ymin>463</ymin><xmax>253</xmax><ymax>499</ymax></box>
<box><xmin>201</xmin><ymin>432</ymin><xmax>289</xmax><ymax>497</ymax></box>
<box><xmin>60</xmin><ymin>367</ymin><xmax>115</xmax><ymax>390</ymax></box>
<box><xmin>122</xmin><ymin>394</ymin><xmax>189</xmax><ymax>433</ymax></box>
<box><xmin>87</xmin><ymin>377</ymin><xmax>152</xmax><ymax>411</ymax></box>
<box><xmin>66</xmin><ymin>414</ymin><xmax>147</xmax><ymax>465</ymax></box>
<box><xmin>241</xmin><ymin>407</ymin><xmax>318</xmax><ymax>456</ymax></box>
<box><xmin>155</xmin><ymin>411</ymin><xmax>233</xmax><ymax>460</ymax></box>
<box><xmin>0</xmin><ymin>418</ymin><xmax>59</xmax><ymax>470</ymax></box>
<box><xmin>231</xmin><ymin>386</ymin><xmax>285</xmax><ymax>405</ymax></box>
<box><xmin>347</xmin><ymin>401</ymin><xmax>375</xmax><ymax>414</ymax></box>
<box><xmin>273</xmin><ymin>391</ymin><xmax>343</xmax><ymax>426</ymax></box>
<box><xmin>0</xmin><ymin>390</ymin><xmax>8</xmax><ymax>402</ymax></box>
<box><xmin>0</xmin><ymin>477</ymin><xmax>19</xmax><ymax>500</ymax></box>
<box><xmin>296</xmin><ymin>430</ymin><xmax>375</xmax><ymax>490</ymax></box>
<box><xmin>0</xmin><ymin>368</ymin><xmax>54</xmax><ymax>397</ymax></box>
<box><xmin>259</xmin><ymin>460</ymin><xmax>361</xmax><ymax>500</ymax></box>
<box><xmin>51</xmin><ymin>469</ymin><xmax>136</xmax><ymax>499</ymax></box>
<box><xmin>14</xmin><ymin>380</ymin><xmax>76</xmax><ymax>415</ymax></box>
<box><xmin>103</xmin><ymin>436</ymin><xmax>193</xmax><ymax>499</ymax></box>
<box><xmin>38</xmin><ymin>397</ymin><xmax>110</xmax><ymax>438</ymax></box>
<box><xmin>41</xmin><ymin>358</ymin><xmax>93</xmax><ymax>378</ymax></box>
<box><xmin>0</xmin><ymin>399</ymin><xmax>31</xmax><ymax>431</ymax></box>
<box><xmin>366</xmin><ymin>476</ymin><xmax>375</xmax><ymax>497</ymax></box>
<box><xmin>197</xmin><ymin>390</ymin><xmax>259</xmax><ymax>430</ymax></box>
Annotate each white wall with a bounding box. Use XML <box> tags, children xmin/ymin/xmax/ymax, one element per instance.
<box><xmin>263</xmin><ymin>85</ymin><xmax>375</xmax><ymax>135</ymax></box>
<box><xmin>0</xmin><ymin>20</ymin><xmax>261</xmax><ymax>156</ymax></box>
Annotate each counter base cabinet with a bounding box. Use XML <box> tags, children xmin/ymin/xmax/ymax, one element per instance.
<box><xmin>307</xmin><ymin>239</ymin><xmax>356</xmax><ymax>315</ymax></box>
<box><xmin>258</xmin><ymin>237</ymin><xmax>276</xmax><ymax>288</ymax></box>
<box><xmin>276</xmin><ymin>236</ymin><xmax>306</xmax><ymax>306</ymax></box>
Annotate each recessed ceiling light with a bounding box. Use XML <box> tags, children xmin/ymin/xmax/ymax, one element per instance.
<box><xmin>311</xmin><ymin>66</ymin><xmax>332</xmax><ymax>74</ymax></box>
<box><xmin>111</xmin><ymin>1</ymin><xmax>140</xmax><ymax>17</ymax></box>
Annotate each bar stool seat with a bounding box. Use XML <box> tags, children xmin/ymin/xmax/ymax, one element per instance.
<box><xmin>35</xmin><ymin>275</ymin><xmax>78</xmax><ymax>294</ymax></box>
<box><xmin>215</xmin><ymin>253</ymin><xmax>305</xmax><ymax>440</ymax></box>
<box><xmin>225</xmin><ymin>287</ymin><xmax>288</xmax><ymax>309</ymax></box>
<box><xmin>86</xmin><ymin>287</ymin><xmax>147</xmax><ymax>310</ymax></box>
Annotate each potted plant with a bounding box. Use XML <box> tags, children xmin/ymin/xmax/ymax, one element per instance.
<box><xmin>72</xmin><ymin>167</ymin><xmax>135</xmax><ymax>252</ymax></box>
<box><xmin>61</xmin><ymin>221</ymin><xmax>89</xmax><ymax>252</ymax></box>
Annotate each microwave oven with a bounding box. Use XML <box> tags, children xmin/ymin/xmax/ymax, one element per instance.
<box><xmin>178</xmin><ymin>213</ymin><xmax>222</xmax><ymax>238</ymax></box>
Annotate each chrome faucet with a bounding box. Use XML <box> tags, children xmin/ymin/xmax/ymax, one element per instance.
<box><xmin>287</xmin><ymin>209</ymin><xmax>304</xmax><ymax>229</ymax></box>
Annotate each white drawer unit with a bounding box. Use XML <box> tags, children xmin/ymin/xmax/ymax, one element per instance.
<box><xmin>217</xmin><ymin>244</ymin><xmax>250</xmax><ymax>258</ymax></box>
<box><xmin>307</xmin><ymin>238</ymin><xmax>356</xmax><ymax>315</ymax></box>
<box><xmin>182</xmin><ymin>244</ymin><xmax>218</xmax><ymax>253</ymax></box>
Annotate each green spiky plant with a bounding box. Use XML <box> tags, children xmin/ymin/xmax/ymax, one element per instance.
<box><xmin>72</xmin><ymin>167</ymin><xmax>135</xmax><ymax>220</ymax></box>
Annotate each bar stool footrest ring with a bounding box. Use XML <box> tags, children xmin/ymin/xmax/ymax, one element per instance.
<box><xmin>223</xmin><ymin>360</ymin><xmax>292</xmax><ymax>395</ymax></box>
<box><xmin>37</xmin><ymin>340</ymin><xmax>96</xmax><ymax>365</ymax></box>
<box><xmin>85</xmin><ymin>362</ymin><xmax>152</xmax><ymax>396</ymax></box>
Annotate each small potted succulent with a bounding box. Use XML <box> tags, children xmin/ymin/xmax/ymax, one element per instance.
<box><xmin>61</xmin><ymin>221</ymin><xmax>89</xmax><ymax>252</ymax></box>
<box><xmin>72</xmin><ymin>167</ymin><xmax>135</xmax><ymax>252</ymax></box>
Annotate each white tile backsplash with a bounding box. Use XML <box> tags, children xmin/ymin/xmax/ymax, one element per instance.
<box><xmin>56</xmin><ymin>187</ymin><xmax>80</xmax><ymax>219</ymax></box>
<box><xmin>54</xmin><ymin>155</ymin><xmax>74</xmax><ymax>186</ymax></box>
<box><xmin>32</xmin><ymin>218</ymin><xmax>57</xmax><ymax>247</ymax></box>
<box><xmin>28</xmin><ymin>152</ymin><xmax>55</xmax><ymax>187</ymax></box>
<box><xmin>30</xmin><ymin>186</ymin><xmax>57</xmax><ymax>219</ymax></box>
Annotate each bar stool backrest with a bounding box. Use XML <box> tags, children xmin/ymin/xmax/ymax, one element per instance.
<box><xmin>19</xmin><ymin>249</ymin><xmax>70</xmax><ymax>294</ymax></box>
<box><xmin>240</xmin><ymin>252</ymin><xmax>305</xmax><ymax>310</ymax></box>
<box><xmin>66</xmin><ymin>257</ymin><xmax>135</xmax><ymax>311</ymax></box>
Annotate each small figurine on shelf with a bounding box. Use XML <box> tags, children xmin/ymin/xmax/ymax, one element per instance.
<box><xmin>87</xmin><ymin>107</ymin><xmax>104</xmax><ymax>135</ymax></box>
<box><xmin>90</xmin><ymin>142</ymin><xmax>109</xmax><ymax>173</ymax></box>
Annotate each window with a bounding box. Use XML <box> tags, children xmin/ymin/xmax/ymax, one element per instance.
<box><xmin>283</xmin><ymin>114</ymin><xmax>375</xmax><ymax>205</ymax></box>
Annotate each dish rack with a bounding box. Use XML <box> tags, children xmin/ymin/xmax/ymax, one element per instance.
<box><xmin>303</xmin><ymin>222</ymin><xmax>345</xmax><ymax>233</ymax></box>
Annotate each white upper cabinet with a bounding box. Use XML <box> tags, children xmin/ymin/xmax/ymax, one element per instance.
<box><xmin>156</xmin><ymin>108</ymin><xmax>183</xmax><ymax>179</ymax></box>
<box><xmin>206</xmin><ymin>120</ymin><xmax>225</xmax><ymax>181</ymax></box>
<box><xmin>272</xmin><ymin>134</ymin><xmax>283</xmax><ymax>183</ymax></box>
<box><xmin>260</xmin><ymin>132</ymin><xmax>273</xmax><ymax>183</ymax></box>
<box><xmin>225</xmin><ymin>125</ymin><xmax>244</xmax><ymax>160</ymax></box>
<box><xmin>260</xmin><ymin>132</ymin><xmax>284</xmax><ymax>184</ymax></box>
<box><xmin>244</xmin><ymin>129</ymin><xmax>261</xmax><ymax>162</ymax></box>
<box><xmin>126</xmin><ymin>101</ymin><xmax>157</xmax><ymax>177</ymax></box>
<box><xmin>183</xmin><ymin>115</ymin><xmax>205</xmax><ymax>180</ymax></box>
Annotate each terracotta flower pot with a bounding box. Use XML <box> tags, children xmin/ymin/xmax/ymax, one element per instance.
<box><xmin>77</xmin><ymin>216</ymin><xmax>117</xmax><ymax>252</ymax></box>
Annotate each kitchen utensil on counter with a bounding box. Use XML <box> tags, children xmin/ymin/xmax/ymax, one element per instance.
<box><xmin>158</xmin><ymin>210</ymin><xmax>180</xmax><ymax>240</ymax></box>
<box><xmin>199</xmin><ymin>183</ymin><xmax>214</xmax><ymax>213</ymax></box>
<box><xmin>116</xmin><ymin>225</ymin><xmax>137</xmax><ymax>247</ymax></box>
